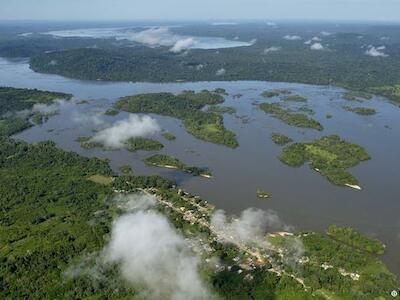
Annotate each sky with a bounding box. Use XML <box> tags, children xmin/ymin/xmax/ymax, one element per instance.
<box><xmin>0</xmin><ymin>0</ymin><xmax>400</xmax><ymax>22</ymax></box>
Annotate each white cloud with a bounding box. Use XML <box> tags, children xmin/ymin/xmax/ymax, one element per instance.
<box><xmin>266</xmin><ymin>21</ymin><xmax>277</xmax><ymax>27</ymax></box>
<box><xmin>263</xmin><ymin>46</ymin><xmax>281</xmax><ymax>54</ymax></box>
<box><xmin>249</xmin><ymin>38</ymin><xmax>257</xmax><ymax>44</ymax></box>
<box><xmin>215</xmin><ymin>68</ymin><xmax>226</xmax><ymax>76</ymax></box>
<box><xmin>321</xmin><ymin>31</ymin><xmax>332</xmax><ymax>36</ymax></box>
<box><xmin>311</xmin><ymin>36</ymin><xmax>322</xmax><ymax>42</ymax></box>
<box><xmin>210</xmin><ymin>208</ymin><xmax>289</xmax><ymax>247</ymax></box>
<box><xmin>91</xmin><ymin>115</ymin><xmax>160</xmax><ymax>148</ymax></box>
<box><xmin>103</xmin><ymin>193</ymin><xmax>210</xmax><ymax>300</ymax></box>
<box><xmin>365</xmin><ymin>45</ymin><xmax>388</xmax><ymax>57</ymax></box>
<box><xmin>310</xmin><ymin>43</ymin><xmax>324</xmax><ymax>50</ymax></box>
<box><xmin>46</xmin><ymin>27</ymin><xmax>252</xmax><ymax>50</ymax></box>
<box><xmin>170</xmin><ymin>37</ymin><xmax>196</xmax><ymax>53</ymax></box>
<box><xmin>31</xmin><ymin>99</ymin><xmax>66</xmax><ymax>114</ymax></box>
<box><xmin>283</xmin><ymin>35</ymin><xmax>302</xmax><ymax>41</ymax></box>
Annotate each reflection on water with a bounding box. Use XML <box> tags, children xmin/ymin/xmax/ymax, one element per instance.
<box><xmin>1</xmin><ymin>57</ymin><xmax>400</xmax><ymax>274</ymax></box>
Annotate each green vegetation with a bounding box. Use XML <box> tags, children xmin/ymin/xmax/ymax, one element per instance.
<box><xmin>327</xmin><ymin>225</ymin><xmax>385</xmax><ymax>255</ymax></box>
<box><xmin>343</xmin><ymin>91</ymin><xmax>373</xmax><ymax>101</ymax></box>
<box><xmin>326</xmin><ymin>114</ymin><xmax>333</xmax><ymax>119</ymax></box>
<box><xmin>124</xmin><ymin>137</ymin><xmax>163</xmax><ymax>152</ymax></box>
<box><xmin>87</xmin><ymin>174</ymin><xmax>114</xmax><ymax>185</ymax></box>
<box><xmin>75</xmin><ymin>136</ymin><xmax>104</xmax><ymax>149</ymax></box>
<box><xmin>0</xmin><ymin>117</ymin><xmax>32</xmax><ymax>136</ymax></box>
<box><xmin>259</xmin><ymin>103</ymin><xmax>323</xmax><ymax>131</ymax></box>
<box><xmin>104</xmin><ymin>108</ymin><xmax>119</xmax><ymax>116</ymax></box>
<box><xmin>271</xmin><ymin>133</ymin><xmax>293</xmax><ymax>146</ymax></box>
<box><xmin>299</xmin><ymin>232</ymin><xmax>397</xmax><ymax>299</ymax></box>
<box><xmin>115</xmin><ymin>90</ymin><xmax>238</xmax><ymax>148</ymax></box>
<box><xmin>282</xmin><ymin>95</ymin><xmax>307</xmax><ymax>102</ymax></box>
<box><xmin>207</xmin><ymin>105</ymin><xmax>236</xmax><ymax>114</ymax></box>
<box><xmin>76</xmin><ymin>136</ymin><xmax>164</xmax><ymax>152</ymax></box>
<box><xmin>343</xmin><ymin>106</ymin><xmax>377</xmax><ymax>115</ymax></box>
<box><xmin>0</xmin><ymin>137</ymin><xmax>128</xmax><ymax>298</ymax></box>
<box><xmin>119</xmin><ymin>164</ymin><xmax>133</xmax><ymax>174</ymax></box>
<box><xmin>261</xmin><ymin>89</ymin><xmax>291</xmax><ymax>98</ymax></box>
<box><xmin>298</xmin><ymin>105</ymin><xmax>315</xmax><ymax>115</ymax></box>
<box><xmin>162</xmin><ymin>132</ymin><xmax>176</xmax><ymax>140</ymax></box>
<box><xmin>144</xmin><ymin>154</ymin><xmax>212</xmax><ymax>177</ymax></box>
<box><xmin>0</xmin><ymin>87</ymin><xmax>71</xmax><ymax>137</ymax></box>
<box><xmin>279</xmin><ymin>135</ymin><xmax>370</xmax><ymax>186</ymax></box>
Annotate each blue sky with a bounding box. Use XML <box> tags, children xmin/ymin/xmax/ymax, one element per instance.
<box><xmin>0</xmin><ymin>0</ymin><xmax>399</xmax><ymax>22</ymax></box>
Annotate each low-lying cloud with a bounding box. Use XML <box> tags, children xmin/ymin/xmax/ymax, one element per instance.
<box><xmin>310</xmin><ymin>43</ymin><xmax>324</xmax><ymax>50</ymax></box>
<box><xmin>46</xmin><ymin>27</ymin><xmax>252</xmax><ymax>53</ymax></box>
<box><xmin>210</xmin><ymin>208</ymin><xmax>289</xmax><ymax>248</ymax></box>
<box><xmin>170</xmin><ymin>37</ymin><xmax>196</xmax><ymax>53</ymax></box>
<box><xmin>103</xmin><ymin>193</ymin><xmax>210</xmax><ymax>300</ymax></box>
<box><xmin>283</xmin><ymin>35</ymin><xmax>302</xmax><ymax>41</ymax></box>
<box><xmin>365</xmin><ymin>45</ymin><xmax>388</xmax><ymax>57</ymax></box>
<box><xmin>215</xmin><ymin>68</ymin><xmax>226</xmax><ymax>76</ymax></box>
<box><xmin>91</xmin><ymin>115</ymin><xmax>160</xmax><ymax>148</ymax></box>
<box><xmin>31</xmin><ymin>99</ymin><xmax>67</xmax><ymax>115</ymax></box>
<box><xmin>264</xmin><ymin>46</ymin><xmax>281</xmax><ymax>54</ymax></box>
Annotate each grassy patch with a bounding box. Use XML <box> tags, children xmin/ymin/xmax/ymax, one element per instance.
<box><xmin>87</xmin><ymin>174</ymin><xmax>113</xmax><ymax>185</ymax></box>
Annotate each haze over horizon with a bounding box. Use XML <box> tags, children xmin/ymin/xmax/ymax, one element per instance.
<box><xmin>1</xmin><ymin>0</ymin><xmax>400</xmax><ymax>23</ymax></box>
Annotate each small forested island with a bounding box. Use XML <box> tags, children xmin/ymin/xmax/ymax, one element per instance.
<box><xmin>76</xmin><ymin>136</ymin><xmax>164</xmax><ymax>152</ymax></box>
<box><xmin>259</xmin><ymin>102</ymin><xmax>323</xmax><ymax>131</ymax></box>
<box><xmin>343</xmin><ymin>106</ymin><xmax>377</xmax><ymax>115</ymax></box>
<box><xmin>261</xmin><ymin>89</ymin><xmax>292</xmax><ymax>98</ymax></box>
<box><xmin>282</xmin><ymin>95</ymin><xmax>307</xmax><ymax>102</ymax></box>
<box><xmin>114</xmin><ymin>90</ymin><xmax>238</xmax><ymax>148</ymax></box>
<box><xmin>161</xmin><ymin>132</ymin><xmax>176</xmax><ymax>140</ymax></box>
<box><xmin>256</xmin><ymin>189</ymin><xmax>270</xmax><ymax>199</ymax></box>
<box><xmin>119</xmin><ymin>164</ymin><xmax>133</xmax><ymax>174</ymax></box>
<box><xmin>271</xmin><ymin>133</ymin><xmax>293</xmax><ymax>146</ymax></box>
<box><xmin>279</xmin><ymin>135</ymin><xmax>370</xmax><ymax>187</ymax></box>
<box><xmin>144</xmin><ymin>154</ymin><xmax>212</xmax><ymax>178</ymax></box>
<box><xmin>0</xmin><ymin>87</ymin><xmax>71</xmax><ymax>136</ymax></box>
